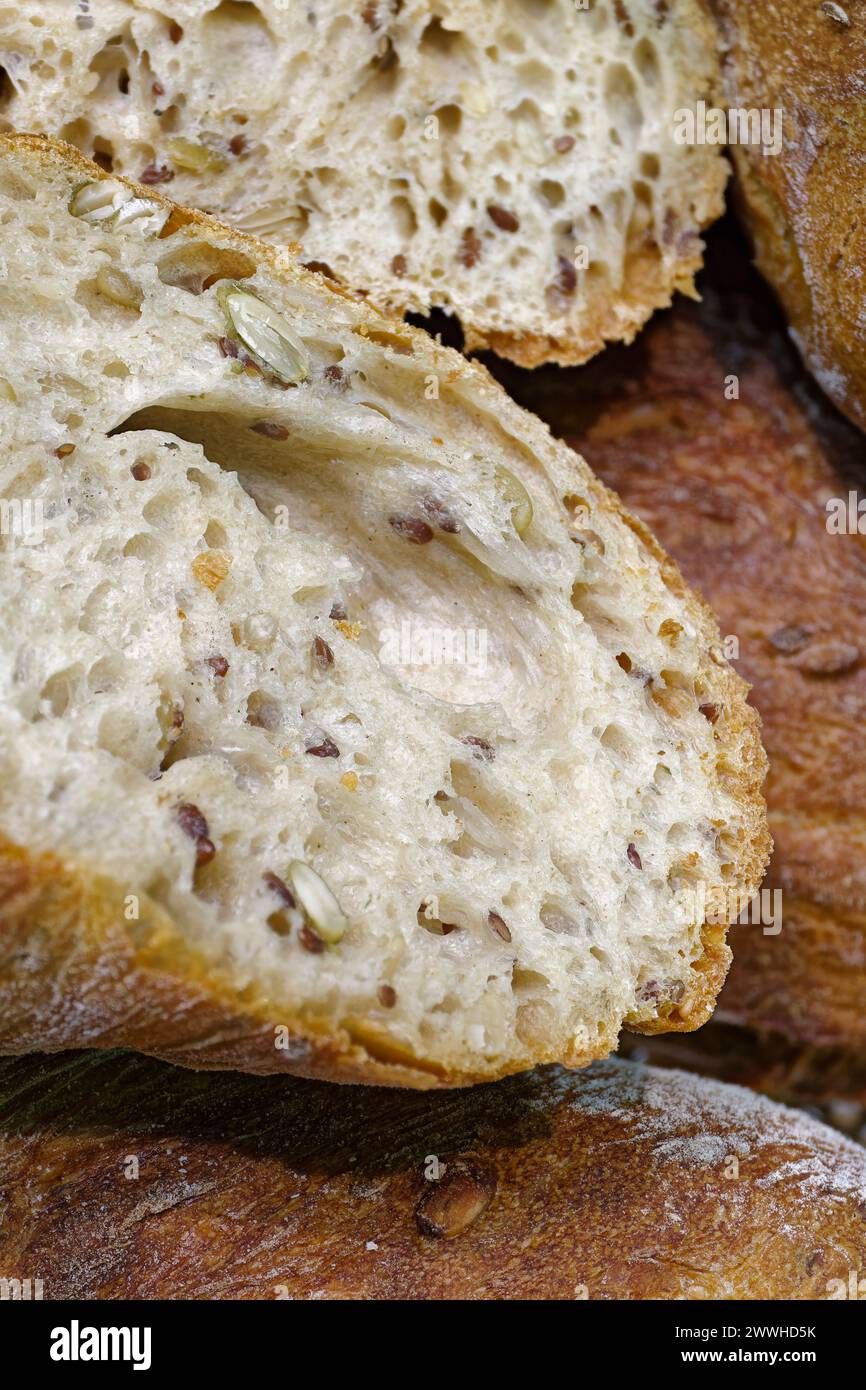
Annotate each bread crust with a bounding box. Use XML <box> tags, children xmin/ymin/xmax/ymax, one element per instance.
<box><xmin>0</xmin><ymin>135</ymin><xmax>769</xmax><ymax>1086</ymax></box>
<box><xmin>499</xmin><ymin>217</ymin><xmax>866</xmax><ymax>1098</ymax></box>
<box><xmin>709</xmin><ymin>0</ymin><xmax>866</xmax><ymax>432</ymax></box>
<box><xmin>1</xmin><ymin>1051</ymin><xmax>864</xmax><ymax>1300</ymax></box>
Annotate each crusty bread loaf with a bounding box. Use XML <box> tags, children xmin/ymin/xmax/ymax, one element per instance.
<box><xmin>0</xmin><ymin>135</ymin><xmax>768</xmax><ymax>1087</ymax></box>
<box><xmin>0</xmin><ymin>0</ymin><xmax>728</xmax><ymax>367</ymax></box>
<box><xmin>1</xmin><ymin>1051</ymin><xmax>864</xmax><ymax>1300</ymax></box>
<box><xmin>709</xmin><ymin>0</ymin><xmax>866</xmax><ymax>433</ymax></box>
<box><xmin>499</xmin><ymin>218</ymin><xmax>866</xmax><ymax>1103</ymax></box>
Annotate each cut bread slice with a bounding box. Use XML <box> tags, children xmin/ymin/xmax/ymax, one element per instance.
<box><xmin>0</xmin><ymin>0</ymin><xmax>728</xmax><ymax>367</ymax></box>
<box><xmin>0</xmin><ymin>135</ymin><xmax>768</xmax><ymax>1087</ymax></box>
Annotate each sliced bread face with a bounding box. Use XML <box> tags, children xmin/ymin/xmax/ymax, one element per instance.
<box><xmin>0</xmin><ymin>136</ymin><xmax>768</xmax><ymax>1085</ymax></box>
<box><xmin>0</xmin><ymin>0</ymin><xmax>727</xmax><ymax>366</ymax></box>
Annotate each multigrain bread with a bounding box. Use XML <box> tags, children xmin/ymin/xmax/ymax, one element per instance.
<box><xmin>497</xmin><ymin>219</ymin><xmax>866</xmax><ymax>1103</ymax></box>
<box><xmin>1</xmin><ymin>1051</ymin><xmax>865</xmax><ymax>1300</ymax></box>
<box><xmin>0</xmin><ymin>137</ymin><xmax>768</xmax><ymax>1087</ymax></box>
<box><xmin>709</xmin><ymin>0</ymin><xmax>866</xmax><ymax>432</ymax></box>
<box><xmin>0</xmin><ymin>0</ymin><xmax>728</xmax><ymax>367</ymax></box>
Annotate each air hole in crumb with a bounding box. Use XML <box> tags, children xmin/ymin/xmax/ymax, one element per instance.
<box><xmin>246</xmin><ymin>691</ymin><xmax>283</xmax><ymax>731</ymax></box>
<box><xmin>416</xmin><ymin>901</ymin><xmax>459</xmax><ymax>936</ymax></box>
<box><xmin>156</xmin><ymin>242</ymin><xmax>256</xmax><ymax>294</ymax></box>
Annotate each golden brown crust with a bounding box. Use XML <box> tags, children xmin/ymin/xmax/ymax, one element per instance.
<box><xmin>709</xmin><ymin>0</ymin><xmax>866</xmax><ymax>432</ymax></box>
<box><xmin>496</xmin><ymin>218</ymin><xmax>866</xmax><ymax>1098</ymax></box>
<box><xmin>462</xmin><ymin>239</ymin><xmax>714</xmax><ymax>369</ymax></box>
<box><xmin>0</xmin><ymin>135</ymin><xmax>767</xmax><ymax>1085</ymax></box>
<box><xmin>1</xmin><ymin>1051</ymin><xmax>864</xmax><ymax>1300</ymax></box>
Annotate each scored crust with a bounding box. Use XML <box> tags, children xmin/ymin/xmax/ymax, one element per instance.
<box><xmin>0</xmin><ymin>134</ymin><xmax>769</xmax><ymax>1086</ymax></box>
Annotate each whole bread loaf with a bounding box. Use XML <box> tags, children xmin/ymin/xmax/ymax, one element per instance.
<box><xmin>0</xmin><ymin>136</ymin><xmax>768</xmax><ymax>1087</ymax></box>
<box><xmin>499</xmin><ymin>219</ymin><xmax>866</xmax><ymax>1102</ymax></box>
<box><xmin>1</xmin><ymin>1051</ymin><xmax>864</xmax><ymax>1300</ymax></box>
<box><xmin>0</xmin><ymin>0</ymin><xmax>728</xmax><ymax>366</ymax></box>
<box><xmin>709</xmin><ymin>0</ymin><xmax>866</xmax><ymax>433</ymax></box>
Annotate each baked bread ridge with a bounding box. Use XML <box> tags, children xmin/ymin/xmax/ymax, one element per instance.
<box><xmin>709</xmin><ymin>0</ymin><xmax>866</xmax><ymax>432</ymax></box>
<box><xmin>2</xmin><ymin>1051</ymin><xmax>865</xmax><ymax>1300</ymax></box>
<box><xmin>0</xmin><ymin>0</ymin><xmax>728</xmax><ymax>367</ymax></box>
<box><xmin>0</xmin><ymin>134</ymin><xmax>767</xmax><ymax>1086</ymax></box>
<box><xmin>496</xmin><ymin>215</ymin><xmax>866</xmax><ymax>1098</ymax></box>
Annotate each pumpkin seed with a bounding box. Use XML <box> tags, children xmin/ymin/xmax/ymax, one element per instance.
<box><xmin>216</xmin><ymin>283</ymin><xmax>309</xmax><ymax>386</ymax></box>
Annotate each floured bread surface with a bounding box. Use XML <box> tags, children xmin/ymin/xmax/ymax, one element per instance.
<box><xmin>0</xmin><ymin>136</ymin><xmax>768</xmax><ymax>1085</ymax></box>
<box><xmin>0</xmin><ymin>0</ymin><xmax>727</xmax><ymax>366</ymax></box>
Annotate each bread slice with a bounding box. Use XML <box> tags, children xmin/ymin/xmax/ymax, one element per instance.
<box><xmin>3</xmin><ymin>1052</ymin><xmax>865</xmax><ymax>1300</ymax></box>
<box><xmin>0</xmin><ymin>0</ymin><xmax>728</xmax><ymax>367</ymax></box>
<box><xmin>508</xmin><ymin>215</ymin><xmax>866</xmax><ymax>1106</ymax></box>
<box><xmin>0</xmin><ymin>135</ymin><xmax>768</xmax><ymax>1087</ymax></box>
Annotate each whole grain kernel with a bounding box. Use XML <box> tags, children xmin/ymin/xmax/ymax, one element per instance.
<box><xmin>415</xmin><ymin>1158</ymin><xmax>496</xmax><ymax>1239</ymax></box>
<box><xmin>140</xmin><ymin>163</ymin><xmax>174</xmax><ymax>186</ymax></box>
<box><xmin>329</xmin><ymin>600</ymin><xmax>347</xmax><ymax>621</ymax></box>
<box><xmin>312</xmin><ymin>636</ymin><xmax>335</xmax><ymax>670</ymax></box>
<box><xmin>421</xmin><ymin>495</ymin><xmax>460</xmax><ymax>534</ymax></box>
<box><xmin>488</xmin><ymin>910</ymin><xmax>512</xmax><ymax>942</ymax></box>
<box><xmin>389</xmin><ymin>515</ymin><xmax>434</xmax><ymax>545</ymax></box>
<box><xmin>263</xmin><ymin>870</ymin><xmax>296</xmax><ymax>909</ymax></box>
<box><xmin>462</xmin><ymin>735</ymin><xmax>495</xmax><ymax>762</ymax></box>
<box><xmin>251</xmin><ymin>420</ymin><xmax>289</xmax><ymax>440</ymax></box>
<box><xmin>340</xmin><ymin>771</ymin><xmax>359</xmax><ymax>792</ymax></box>
<box><xmin>55</xmin><ymin>443</ymin><xmax>76</xmax><ymax>459</ymax></box>
<box><xmin>554</xmin><ymin>134</ymin><xmax>576</xmax><ymax>153</ymax></box>
<box><xmin>627</xmin><ymin>843</ymin><xmax>643</xmax><ymax>870</ymax></box>
<box><xmin>131</xmin><ymin>461</ymin><xmax>151</xmax><ymax>481</ymax></box>
<box><xmin>176</xmin><ymin>802</ymin><xmax>216</xmax><ymax>867</ymax></box>
<box><xmin>699</xmin><ymin>702</ymin><xmax>719</xmax><ymax>724</ymax></box>
<box><xmin>324</xmin><ymin>363</ymin><xmax>348</xmax><ymax>391</ymax></box>
<box><xmin>487</xmin><ymin>204</ymin><xmax>519</xmax><ymax>232</ymax></box>
<box><xmin>459</xmin><ymin>227</ymin><xmax>482</xmax><ymax>268</ymax></box>
<box><xmin>391</xmin><ymin>253</ymin><xmax>407</xmax><ymax>276</ymax></box>
<box><xmin>378</xmin><ymin>984</ymin><xmax>397</xmax><ymax>1008</ymax></box>
<box><xmin>552</xmin><ymin>253</ymin><xmax>577</xmax><ymax>297</ymax></box>
<box><xmin>638</xmin><ymin>977</ymin><xmax>685</xmax><ymax>1005</ymax></box>
<box><xmin>306</xmin><ymin>736</ymin><xmax>340</xmax><ymax>758</ymax></box>
<box><xmin>299</xmin><ymin>924</ymin><xmax>324</xmax><ymax>953</ymax></box>
<box><xmin>206</xmin><ymin>654</ymin><xmax>229</xmax><ymax>677</ymax></box>
<box><xmin>229</xmin><ymin>133</ymin><xmax>248</xmax><ymax>156</ymax></box>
